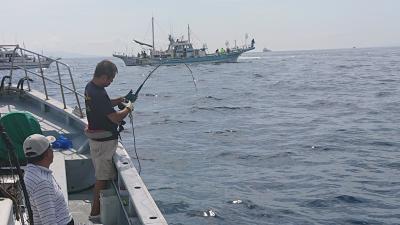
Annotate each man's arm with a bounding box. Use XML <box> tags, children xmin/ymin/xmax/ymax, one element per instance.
<box><xmin>110</xmin><ymin>97</ymin><xmax>124</xmax><ymax>107</ymax></box>
<box><xmin>107</xmin><ymin>107</ymin><xmax>132</xmax><ymax>124</ymax></box>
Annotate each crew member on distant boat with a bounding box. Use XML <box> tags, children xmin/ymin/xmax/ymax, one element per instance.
<box><xmin>251</xmin><ymin>38</ymin><xmax>255</xmax><ymax>48</ymax></box>
<box><xmin>84</xmin><ymin>60</ymin><xmax>134</xmax><ymax>219</ymax></box>
<box><xmin>220</xmin><ymin>48</ymin><xmax>225</xmax><ymax>54</ymax></box>
<box><xmin>23</xmin><ymin>134</ymin><xmax>74</xmax><ymax>225</ymax></box>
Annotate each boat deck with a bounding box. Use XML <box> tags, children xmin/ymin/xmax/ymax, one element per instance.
<box><xmin>69</xmin><ymin>189</ymin><xmax>102</xmax><ymax>225</ymax></box>
<box><xmin>1</xmin><ymin>93</ymin><xmax>103</xmax><ymax>225</ymax></box>
<box><xmin>1</xmin><ymin>90</ymin><xmax>169</xmax><ymax>225</ymax></box>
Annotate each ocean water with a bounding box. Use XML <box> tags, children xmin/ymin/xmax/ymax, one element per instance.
<box><xmin>33</xmin><ymin>47</ymin><xmax>400</xmax><ymax>224</ymax></box>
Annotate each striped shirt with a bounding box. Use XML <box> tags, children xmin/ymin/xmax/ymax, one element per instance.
<box><xmin>24</xmin><ymin>164</ymin><xmax>72</xmax><ymax>225</ymax></box>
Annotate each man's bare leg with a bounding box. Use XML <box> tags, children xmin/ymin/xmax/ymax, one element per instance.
<box><xmin>90</xmin><ymin>180</ymin><xmax>108</xmax><ymax>216</ymax></box>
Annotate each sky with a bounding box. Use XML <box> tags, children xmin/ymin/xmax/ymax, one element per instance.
<box><xmin>2</xmin><ymin>0</ymin><xmax>400</xmax><ymax>57</ymax></box>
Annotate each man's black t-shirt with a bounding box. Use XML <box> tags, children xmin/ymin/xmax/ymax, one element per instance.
<box><xmin>85</xmin><ymin>81</ymin><xmax>118</xmax><ymax>139</ymax></box>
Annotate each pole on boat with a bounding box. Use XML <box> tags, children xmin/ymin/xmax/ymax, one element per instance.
<box><xmin>188</xmin><ymin>24</ymin><xmax>190</xmax><ymax>43</ymax></box>
<box><xmin>152</xmin><ymin>17</ymin><xmax>155</xmax><ymax>55</ymax></box>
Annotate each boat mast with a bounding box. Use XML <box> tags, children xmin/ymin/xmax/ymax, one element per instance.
<box><xmin>152</xmin><ymin>17</ymin><xmax>155</xmax><ymax>53</ymax></box>
<box><xmin>188</xmin><ymin>24</ymin><xmax>190</xmax><ymax>43</ymax></box>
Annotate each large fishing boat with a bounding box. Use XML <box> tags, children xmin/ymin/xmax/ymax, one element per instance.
<box><xmin>0</xmin><ymin>45</ymin><xmax>55</xmax><ymax>70</ymax></box>
<box><xmin>0</xmin><ymin>45</ymin><xmax>168</xmax><ymax>225</ymax></box>
<box><xmin>113</xmin><ymin>18</ymin><xmax>255</xmax><ymax>66</ymax></box>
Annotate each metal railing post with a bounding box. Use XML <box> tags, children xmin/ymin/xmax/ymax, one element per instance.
<box><xmin>8</xmin><ymin>46</ymin><xmax>18</xmax><ymax>89</ymax></box>
<box><xmin>37</xmin><ymin>55</ymin><xmax>49</xmax><ymax>100</ymax></box>
<box><xmin>56</xmin><ymin>61</ymin><xmax>67</xmax><ymax>109</ymax></box>
<box><xmin>67</xmin><ymin>67</ymin><xmax>84</xmax><ymax>118</ymax></box>
<box><xmin>19</xmin><ymin>48</ymin><xmax>31</xmax><ymax>91</ymax></box>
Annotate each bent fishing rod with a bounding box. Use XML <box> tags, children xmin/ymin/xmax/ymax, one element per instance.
<box><xmin>129</xmin><ymin>62</ymin><xmax>197</xmax><ymax>103</ymax></box>
<box><xmin>132</xmin><ymin>63</ymin><xmax>162</xmax><ymax>102</ymax></box>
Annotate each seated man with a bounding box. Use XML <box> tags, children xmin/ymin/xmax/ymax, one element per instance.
<box><xmin>23</xmin><ymin>134</ymin><xmax>74</xmax><ymax>225</ymax></box>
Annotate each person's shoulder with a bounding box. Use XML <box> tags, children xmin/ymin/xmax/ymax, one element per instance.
<box><xmin>86</xmin><ymin>81</ymin><xmax>102</xmax><ymax>94</ymax></box>
<box><xmin>85</xmin><ymin>81</ymin><xmax>95</xmax><ymax>89</ymax></box>
<box><xmin>24</xmin><ymin>166</ymin><xmax>47</xmax><ymax>185</ymax></box>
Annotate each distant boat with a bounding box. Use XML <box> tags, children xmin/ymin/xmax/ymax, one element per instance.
<box><xmin>262</xmin><ymin>48</ymin><xmax>271</xmax><ymax>52</ymax></box>
<box><xmin>113</xmin><ymin>17</ymin><xmax>255</xmax><ymax>66</ymax></box>
<box><xmin>0</xmin><ymin>45</ymin><xmax>55</xmax><ymax>70</ymax></box>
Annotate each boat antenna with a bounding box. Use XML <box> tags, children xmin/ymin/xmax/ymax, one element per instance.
<box><xmin>152</xmin><ymin>17</ymin><xmax>155</xmax><ymax>54</ymax></box>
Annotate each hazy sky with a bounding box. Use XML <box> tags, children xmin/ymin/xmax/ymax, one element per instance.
<box><xmin>2</xmin><ymin>0</ymin><xmax>400</xmax><ymax>56</ymax></box>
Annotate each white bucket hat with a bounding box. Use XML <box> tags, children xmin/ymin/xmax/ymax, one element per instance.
<box><xmin>23</xmin><ymin>134</ymin><xmax>55</xmax><ymax>158</ymax></box>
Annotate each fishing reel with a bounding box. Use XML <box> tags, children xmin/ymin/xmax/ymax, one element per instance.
<box><xmin>118</xmin><ymin>120</ymin><xmax>126</xmax><ymax>132</ymax></box>
<box><xmin>118</xmin><ymin>90</ymin><xmax>137</xmax><ymax>110</ymax></box>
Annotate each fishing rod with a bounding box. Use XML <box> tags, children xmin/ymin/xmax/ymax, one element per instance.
<box><xmin>131</xmin><ymin>63</ymin><xmax>162</xmax><ymax>102</ymax></box>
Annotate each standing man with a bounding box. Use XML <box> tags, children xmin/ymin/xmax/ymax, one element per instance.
<box><xmin>84</xmin><ymin>60</ymin><xmax>133</xmax><ymax>218</ymax></box>
<box><xmin>23</xmin><ymin>134</ymin><xmax>74</xmax><ymax>225</ymax></box>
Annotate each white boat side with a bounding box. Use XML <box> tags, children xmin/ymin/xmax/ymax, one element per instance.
<box><xmin>0</xmin><ymin>45</ymin><xmax>54</xmax><ymax>70</ymax></box>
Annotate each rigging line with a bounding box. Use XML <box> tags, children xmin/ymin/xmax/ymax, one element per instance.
<box><xmin>154</xmin><ymin>20</ymin><xmax>170</xmax><ymax>46</ymax></box>
<box><xmin>189</xmin><ymin>30</ymin><xmax>204</xmax><ymax>46</ymax></box>
<box><xmin>141</xmin><ymin>19</ymin><xmax>152</xmax><ymax>45</ymax></box>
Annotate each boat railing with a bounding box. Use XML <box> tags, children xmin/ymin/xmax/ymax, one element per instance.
<box><xmin>2</xmin><ymin>44</ymin><xmax>85</xmax><ymax>118</ymax></box>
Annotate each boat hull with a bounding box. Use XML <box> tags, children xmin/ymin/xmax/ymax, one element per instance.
<box><xmin>0</xmin><ymin>60</ymin><xmax>53</xmax><ymax>70</ymax></box>
<box><xmin>113</xmin><ymin>54</ymin><xmax>152</xmax><ymax>66</ymax></box>
<box><xmin>114</xmin><ymin>47</ymin><xmax>255</xmax><ymax>66</ymax></box>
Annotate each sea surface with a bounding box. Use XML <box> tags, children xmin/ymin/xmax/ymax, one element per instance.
<box><xmin>31</xmin><ymin>47</ymin><xmax>400</xmax><ymax>224</ymax></box>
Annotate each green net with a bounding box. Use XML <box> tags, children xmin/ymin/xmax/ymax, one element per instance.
<box><xmin>0</xmin><ymin>112</ymin><xmax>42</xmax><ymax>161</ymax></box>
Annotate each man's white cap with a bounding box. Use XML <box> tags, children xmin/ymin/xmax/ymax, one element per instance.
<box><xmin>23</xmin><ymin>134</ymin><xmax>54</xmax><ymax>158</ymax></box>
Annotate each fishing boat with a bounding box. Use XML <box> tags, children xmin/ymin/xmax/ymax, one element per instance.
<box><xmin>0</xmin><ymin>45</ymin><xmax>168</xmax><ymax>225</ymax></box>
<box><xmin>262</xmin><ymin>47</ymin><xmax>271</xmax><ymax>52</ymax></box>
<box><xmin>0</xmin><ymin>45</ymin><xmax>55</xmax><ymax>70</ymax></box>
<box><xmin>113</xmin><ymin>18</ymin><xmax>255</xmax><ymax>66</ymax></box>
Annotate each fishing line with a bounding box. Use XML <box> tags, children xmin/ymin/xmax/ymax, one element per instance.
<box><xmin>126</xmin><ymin>63</ymin><xmax>196</xmax><ymax>175</ymax></box>
<box><xmin>184</xmin><ymin>63</ymin><xmax>197</xmax><ymax>91</ymax></box>
<box><xmin>128</xmin><ymin>113</ymin><xmax>141</xmax><ymax>174</ymax></box>
<box><xmin>122</xmin><ymin>64</ymin><xmax>161</xmax><ymax>175</ymax></box>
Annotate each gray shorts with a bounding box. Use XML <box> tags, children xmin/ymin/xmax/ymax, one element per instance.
<box><xmin>89</xmin><ymin>139</ymin><xmax>118</xmax><ymax>180</ymax></box>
